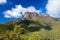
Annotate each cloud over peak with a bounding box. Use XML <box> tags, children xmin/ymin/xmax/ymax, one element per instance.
<box><xmin>3</xmin><ymin>5</ymin><xmax>41</xmax><ymax>18</ymax></box>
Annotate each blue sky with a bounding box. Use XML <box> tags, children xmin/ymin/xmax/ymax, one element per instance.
<box><xmin>0</xmin><ymin>0</ymin><xmax>48</xmax><ymax>24</ymax></box>
<box><xmin>0</xmin><ymin>0</ymin><xmax>60</xmax><ymax>24</ymax></box>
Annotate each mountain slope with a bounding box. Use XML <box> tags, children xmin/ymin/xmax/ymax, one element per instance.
<box><xmin>0</xmin><ymin>12</ymin><xmax>60</xmax><ymax>40</ymax></box>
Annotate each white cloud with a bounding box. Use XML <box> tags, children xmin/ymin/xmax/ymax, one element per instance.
<box><xmin>46</xmin><ymin>0</ymin><xmax>60</xmax><ymax>18</ymax></box>
<box><xmin>0</xmin><ymin>0</ymin><xmax>7</xmax><ymax>4</ymax></box>
<box><xmin>3</xmin><ymin>5</ymin><xmax>41</xmax><ymax>18</ymax></box>
<box><xmin>27</xmin><ymin>6</ymin><xmax>41</xmax><ymax>14</ymax></box>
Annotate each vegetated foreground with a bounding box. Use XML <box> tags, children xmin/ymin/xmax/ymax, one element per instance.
<box><xmin>0</xmin><ymin>12</ymin><xmax>60</xmax><ymax>40</ymax></box>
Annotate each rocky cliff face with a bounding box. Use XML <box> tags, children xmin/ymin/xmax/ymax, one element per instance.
<box><xmin>23</xmin><ymin>12</ymin><xmax>50</xmax><ymax>19</ymax></box>
<box><xmin>23</xmin><ymin>12</ymin><xmax>38</xmax><ymax>19</ymax></box>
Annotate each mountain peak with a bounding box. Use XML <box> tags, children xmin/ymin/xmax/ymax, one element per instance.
<box><xmin>23</xmin><ymin>12</ymin><xmax>50</xmax><ymax>19</ymax></box>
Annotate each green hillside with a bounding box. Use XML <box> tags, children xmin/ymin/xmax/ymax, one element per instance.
<box><xmin>0</xmin><ymin>15</ymin><xmax>60</xmax><ymax>40</ymax></box>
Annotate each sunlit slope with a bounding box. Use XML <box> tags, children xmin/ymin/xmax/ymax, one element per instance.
<box><xmin>0</xmin><ymin>15</ymin><xmax>60</xmax><ymax>40</ymax></box>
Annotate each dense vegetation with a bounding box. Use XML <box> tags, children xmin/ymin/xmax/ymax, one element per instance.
<box><xmin>0</xmin><ymin>16</ymin><xmax>60</xmax><ymax>40</ymax></box>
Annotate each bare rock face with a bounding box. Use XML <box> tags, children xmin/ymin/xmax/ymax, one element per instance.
<box><xmin>23</xmin><ymin>11</ymin><xmax>60</xmax><ymax>22</ymax></box>
<box><xmin>23</xmin><ymin>12</ymin><xmax>50</xmax><ymax>19</ymax></box>
<box><xmin>23</xmin><ymin>12</ymin><xmax>39</xmax><ymax>19</ymax></box>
